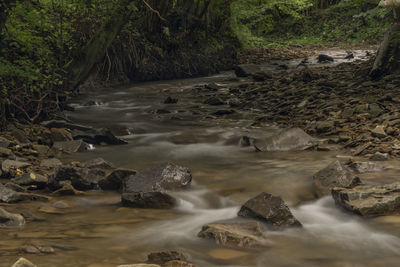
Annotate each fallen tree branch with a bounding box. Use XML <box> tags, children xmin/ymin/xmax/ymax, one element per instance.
<box><xmin>142</xmin><ymin>0</ymin><xmax>167</xmax><ymax>22</ymax></box>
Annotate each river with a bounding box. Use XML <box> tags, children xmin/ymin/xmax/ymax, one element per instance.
<box><xmin>2</xmin><ymin>49</ymin><xmax>400</xmax><ymax>266</ymax></box>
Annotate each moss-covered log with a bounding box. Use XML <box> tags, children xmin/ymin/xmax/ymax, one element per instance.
<box><xmin>370</xmin><ymin>23</ymin><xmax>400</xmax><ymax>79</ymax></box>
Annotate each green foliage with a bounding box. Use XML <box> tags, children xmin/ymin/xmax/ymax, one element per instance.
<box><xmin>231</xmin><ymin>0</ymin><xmax>392</xmax><ymax>48</ymax></box>
<box><xmin>230</xmin><ymin>0</ymin><xmax>314</xmax><ymax>48</ymax></box>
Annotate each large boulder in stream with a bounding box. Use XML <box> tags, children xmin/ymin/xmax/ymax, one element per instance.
<box><xmin>238</xmin><ymin>192</ymin><xmax>302</xmax><ymax>228</ymax></box>
<box><xmin>332</xmin><ymin>182</ymin><xmax>400</xmax><ymax>217</ymax></box>
<box><xmin>253</xmin><ymin>128</ymin><xmax>315</xmax><ymax>152</ymax></box>
<box><xmin>48</xmin><ymin>166</ymin><xmax>106</xmax><ymax>191</ymax></box>
<box><xmin>198</xmin><ymin>221</ymin><xmax>267</xmax><ymax>248</ymax></box>
<box><xmin>121</xmin><ymin>163</ymin><xmax>192</xmax><ymax>209</ymax></box>
<box><xmin>0</xmin><ymin>207</ymin><xmax>25</xmax><ymax>227</ymax></box>
<box><xmin>313</xmin><ymin>160</ymin><xmax>361</xmax><ymax>197</ymax></box>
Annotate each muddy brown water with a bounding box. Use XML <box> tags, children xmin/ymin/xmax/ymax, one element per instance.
<box><xmin>2</xmin><ymin>50</ymin><xmax>400</xmax><ymax>267</ymax></box>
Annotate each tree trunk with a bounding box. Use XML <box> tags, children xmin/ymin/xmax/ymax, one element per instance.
<box><xmin>370</xmin><ymin>23</ymin><xmax>400</xmax><ymax>79</ymax></box>
<box><xmin>66</xmin><ymin>0</ymin><xmax>134</xmax><ymax>90</ymax></box>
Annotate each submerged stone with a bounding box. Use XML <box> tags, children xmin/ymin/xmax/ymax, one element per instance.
<box><xmin>0</xmin><ymin>207</ymin><xmax>25</xmax><ymax>227</ymax></box>
<box><xmin>253</xmin><ymin>128</ymin><xmax>315</xmax><ymax>152</ymax></box>
<box><xmin>198</xmin><ymin>222</ymin><xmax>267</xmax><ymax>248</ymax></box>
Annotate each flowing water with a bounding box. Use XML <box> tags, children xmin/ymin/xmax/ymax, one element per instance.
<box><xmin>2</xmin><ymin>50</ymin><xmax>400</xmax><ymax>266</ymax></box>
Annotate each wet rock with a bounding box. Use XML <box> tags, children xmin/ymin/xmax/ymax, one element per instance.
<box><xmin>371</xmin><ymin>125</ymin><xmax>387</xmax><ymax>138</ymax></box>
<box><xmin>212</xmin><ymin>110</ymin><xmax>235</xmax><ymax>116</ymax></box>
<box><xmin>0</xmin><ymin>184</ymin><xmax>51</xmax><ymax>203</ymax></box>
<box><xmin>10</xmin><ymin>127</ymin><xmax>29</xmax><ymax>143</ymax></box>
<box><xmin>32</xmin><ymin>144</ymin><xmax>51</xmax><ymax>157</ymax></box>
<box><xmin>317</xmin><ymin>54</ymin><xmax>334</xmax><ymax>63</ymax></box>
<box><xmin>198</xmin><ymin>222</ymin><xmax>267</xmax><ymax>248</ymax></box>
<box><xmin>50</xmin><ymin>128</ymin><xmax>73</xmax><ymax>142</ymax></box>
<box><xmin>315</xmin><ymin>121</ymin><xmax>335</xmax><ymax>133</ymax></box>
<box><xmin>253</xmin><ymin>128</ymin><xmax>315</xmax><ymax>152</ymax></box>
<box><xmin>123</xmin><ymin>163</ymin><xmax>192</xmax><ymax>192</ymax></box>
<box><xmin>332</xmin><ymin>182</ymin><xmax>400</xmax><ymax>216</ymax></box>
<box><xmin>52</xmin><ymin>184</ymin><xmax>83</xmax><ymax>195</ymax></box>
<box><xmin>5</xmin><ymin>182</ymin><xmax>26</xmax><ymax>192</ymax></box>
<box><xmin>0</xmin><ymin>207</ymin><xmax>25</xmax><ymax>227</ymax></box>
<box><xmin>352</xmin><ymin>142</ymin><xmax>372</xmax><ymax>156</ymax></box>
<box><xmin>99</xmin><ymin>168</ymin><xmax>137</xmax><ymax>191</ymax></box>
<box><xmin>83</xmin><ymin>157</ymin><xmax>115</xmax><ymax>170</ymax></box>
<box><xmin>0</xmin><ymin>136</ymin><xmax>11</xmax><ymax>148</ymax></box>
<box><xmin>72</xmin><ymin>128</ymin><xmax>127</xmax><ymax>145</ymax></box>
<box><xmin>53</xmin><ymin>200</ymin><xmax>75</xmax><ymax>209</ymax></box>
<box><xmin>20</xmin><ymin>210</ymin><xmax>45</xmax><ymax>222</ymax></box>
<box><xmin>41</xmin><ymin>120</ymin><xmax>92</xmax><ymax>131</ymax></box>
<box><xmin>239</xmin><ymin>136</ymin><xmax>253</xmax><ymax>147</ymax></box>
<box><xmin>1</xmin><ymin>183</ymin><xmax>25</xmax><ymax>202</ymax></box>
<box><xmin>155</xmin><ymin>109</ymin><xmax>171</xmax><ymax>114</ymax></box>
<box><xmin>203</xmin><ymin>97</ymin><xmax>224</xmax><ymax>106</ymax></box>
<box><xmin>21</xmin><ymin>245</ymin><xmax>41</xmax><ymax>254</ymax></box>
<box><xmin>0</xmin><ymin>147</ymin><xmax>13</xmax><ymax>158</ymax></box>
<box><xmin>1</xmin><ymin>159</ymin><xmax>31</xmax><ymax>176</ymax></box>
<box><xmin>117</xmin><ymin>265</ymin><xmax>161</xmax><ymax>267</ymax></box>
<box><xmin>40</xmin><ymin>158</ymin><xmax>62</xmax><ymax>169</ymax></box>
<box><xmin>345</xmin><ymin>52</ymin><xmax>354</xmax><ymax>59</ymax></box>
<box><xmin>164</xmin><ymin>261</ymin><xmax>194</xmax><ymax>267</ymax></box>
<box><xmin>147</xmin><ymin>251</ymin><xmax>188</xmax><ymax>265</ymax></box>
<box><xmin>121</xmin><ymin>191</ymin><xmax>177</xmax><ymax>209</ymax></box>
<box><xmin>234</xmin><ymin>64</ymin><xmax>262</xmax><ymax>77</ymax></box>
<box><xmin>11</xmin><ymin>257</ymin><xmax>36</xmax><ymax>267</ymax></box>
<box><xmin>11</xmin><ymin>173</ymin><xmax>48</xmax><ymax>188</ymax></box>
<box><xmin>251</xmin><ymin>71</ymin><xmax>272</xmax><ymax>81</ymax></box>
<box><xmin>83</xmin><ymin>100</ymin><xmax>103</xmax><ymax>106</ymax></box>
<box><xmin>21</xmin><ymin>244</ymin><xmax>55</xmax><ymax>254</ymax></box>
<box><xmin>346</xmin><ymin>160</ymin><xmax>383</xmax><ymax>174</ymax></box>
<box><xmin>369</xmin><ymin>104</ymin><xmax>383</xmax><ymax>117</ymax></box>
<box><xmin>164</xmin><ymin>96</ymin><xmax>178</xmax><ymax>104</ymax></box>
<box><xmin>313</xmin><ymin>160</ymin><xmax>361</xmax><ymax>197</ymax></box>
<box><xmin>48</xmin><ymin>166</ymin><xmax>106</xmax><ymax>191</ymax></box>
<box><xmin>205</xmin><ymin>83</ymin><xmax>221</xmax><ymax>91</ymax></box>
<box><xmin>53</xmin><ymin>140</ymin><xmax>91</xmax><ymax>153</ymax></box>
<box><xmin>238</xmin><ymin>192</ymin><xmax>302</xmax><ymax>228</ymax></box>
<box><xmin>370</xmin><ymin>152</ymin><xmax>391</xmax><ymax>161</ymax></box>
<box><xmin>38</xmin><ymin>206</ymin><xmax>66</xmax><ymax>214</ymax></box>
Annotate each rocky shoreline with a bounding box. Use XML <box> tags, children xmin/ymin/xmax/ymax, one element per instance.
<box><xmin>2</xmin><ymin>48</ymin><xmax>400</xmax><ymax>266</ymax></box>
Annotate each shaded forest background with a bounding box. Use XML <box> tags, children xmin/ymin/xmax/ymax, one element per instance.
<box><xmin>0</xmin><ymin>0</ymin><xmax>395</xmax><ymax>127</ymax></box>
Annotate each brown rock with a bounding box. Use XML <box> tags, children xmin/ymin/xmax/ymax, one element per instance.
<box><xmin>198</xmin><ymin>222</ymin><xmax>267</xmax><ymax>248</ymax></box>
<box><xmin>313</xmin><ymin>160</ymin><xmax>361</xmax><ymax>197</ymax></box>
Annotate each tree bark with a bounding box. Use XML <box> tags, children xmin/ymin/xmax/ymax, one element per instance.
<box><xmin>370</xmin><ymin>23</ymin><xmax>400</xmax><ymax>79</ymax></box>
<box><xmin>66</xmin><ymin>0</ymin><xmax>134</xmax><ymax>90</ymax></box>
